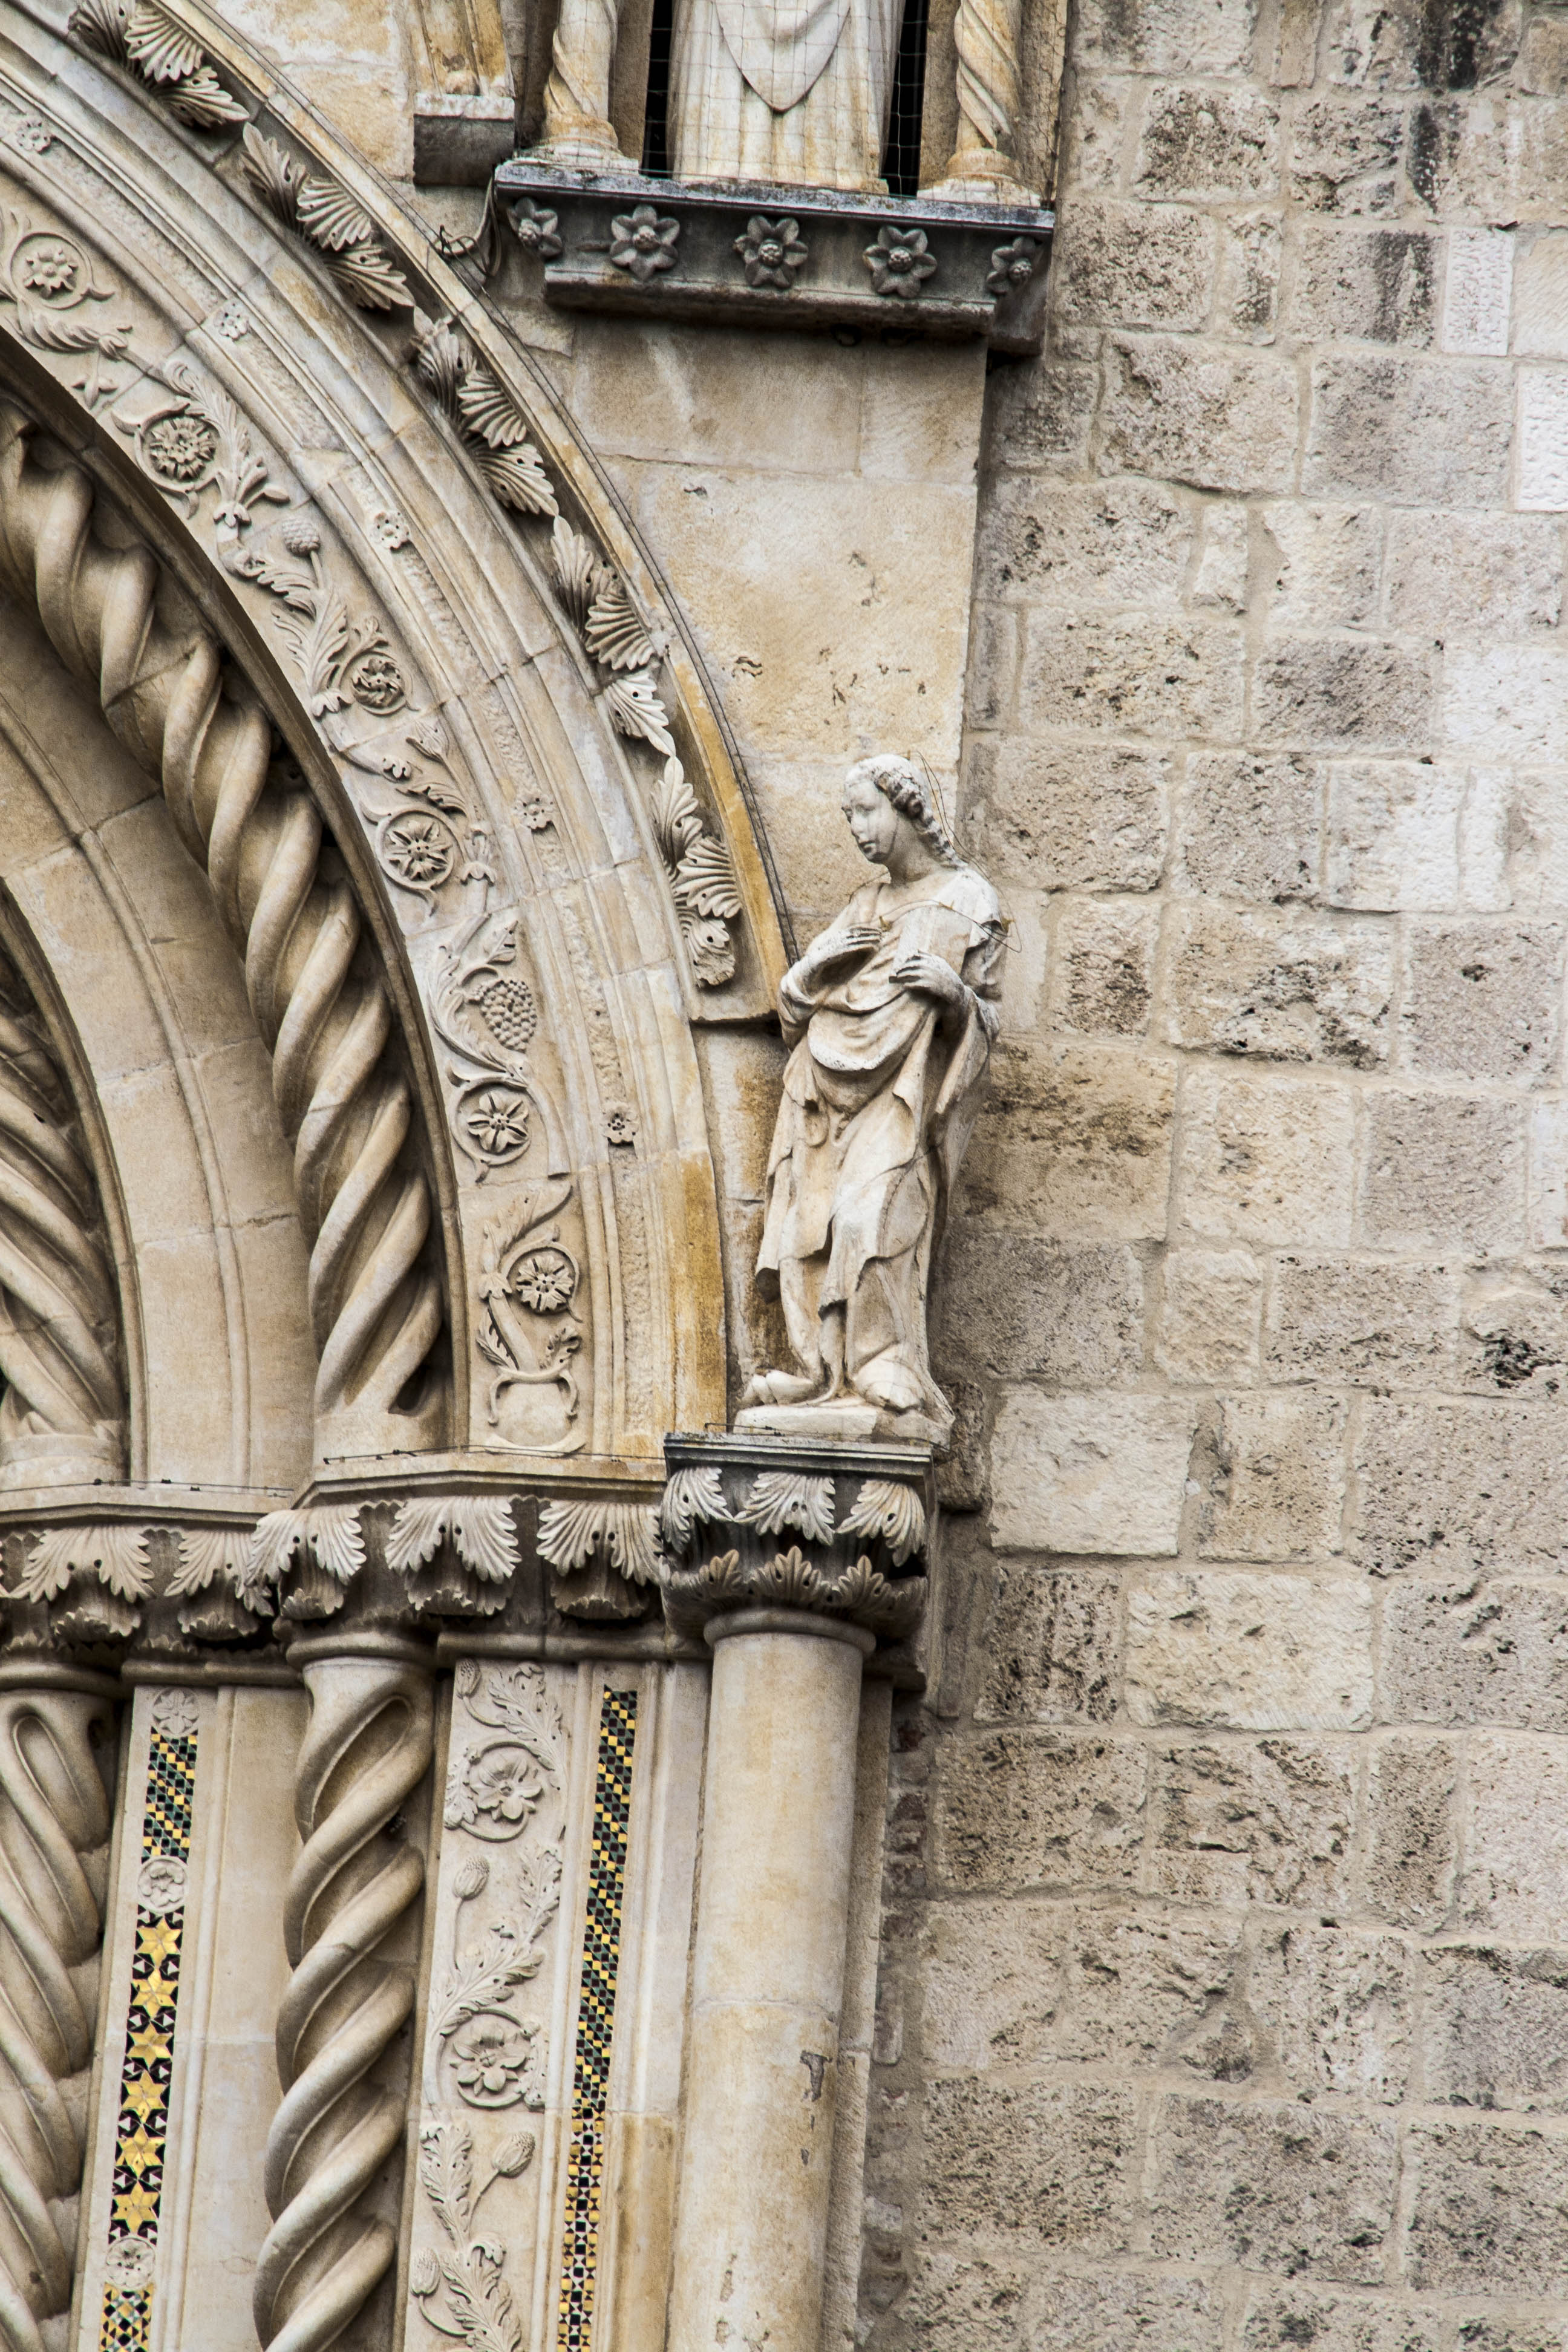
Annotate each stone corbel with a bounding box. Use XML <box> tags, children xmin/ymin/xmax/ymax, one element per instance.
<box><xmin>658</xmin><ymin>1432</ymin><xmax>929</xmax><ymax>2352</ymax></box>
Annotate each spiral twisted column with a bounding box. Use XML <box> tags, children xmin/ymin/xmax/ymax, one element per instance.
<box><xmin>0</xmin><ymin>951</ymin><xmax>123</xmax><ymax>1491</ymax></box>
<box><xmin>924</xmin><ymin>0</ymin><xmax>1040</xmax><ymax>203</ymax></box>
<box><xmin>0</xmin><ymin>402</ymin><xmax>445</xmax><ymax>1458</ymax></box>
<box><xmin>0</xmin><ymin>1671</ymin><xmax>115</xmax><ymax>2352</ymax></box>
<box><xmin>255</xmin><ymin>1650</ymin><xmax>433</xmax><ymax>2352</ymax></box>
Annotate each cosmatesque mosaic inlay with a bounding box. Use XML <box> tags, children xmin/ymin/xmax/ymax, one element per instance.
<box><xmin>557</xmin><ymin>1686</ymin><xmax>638</xmax><ymax>2352</ymax></box>
<box><xmin>97</xmin><ymin>1691</ymin><xmax>199</xmax><ymax>2352</ymax></box>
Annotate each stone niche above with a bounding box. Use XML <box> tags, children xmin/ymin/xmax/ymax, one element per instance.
<box><xmin>494</xmin><ymin>162</ymin><xmax>1051</xmax><ymax>347</ymax></box>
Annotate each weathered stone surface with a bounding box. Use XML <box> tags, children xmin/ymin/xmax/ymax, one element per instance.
<box><xmin>930</xmin><ymin>1731</ymin><xmax>1146</xmax><ymax>1892</ymax></box>
<box><xmin>1424</xmin><ymin>1944</ymin><xmax>1568</xmax><ymax>2113</ymax></box>
<box><xmin>920</xmin><ymin>1901</ymin><xmax>1241</xmax><ymax>2071</ymax></box>
<box><xmin>990</xmin><ymin>1390</ymin><xmax>1197</xmax><ymax>1555</ymax></box>
<box><xmin>1197</xmin><ymin>1394</ymin><xmax>1350</xmax><ymax>1562</ymax></box>
<box><xmin>984</xmin><ymin>362</ymin><xmax>1100</xmax><ymax>475</ymax></box>
<box><xmin>1156</xmin><ymin>1248</ymin><xmax>1264</xmax><ymax>1383</ymax></box>
<box><xmin>1192</xmin><ymin>504</ymin><xmax>1251</xmax><ymax>608</ymax></box>
<box><xmin>1051</xmin><ymin>897</ymin><xmax>1158</xmax><ymax>1036</ymax></box>
<box><xmin>961</xmin><ymin>1041</ymin><xmax>1177</xmax><ymax>1242</ymax></box>
<box><xmin>1289</xmin><ymin>97</ymin><xmax>1406</xmax><ymax>212</ymax></box>
<box><xmin>1074</xmin><ymin>0</ymin><xmax>1259</xmax><ymax>75</ymax></box>
<box><xmin>1462</xmin><ymin>1736</ymin><xmax>1568</xmax><ymax>1943</ymax></box>
<box><xmin>933</xmin><ymin>1229</ymin><xmax>1144</xmax><ymax>1383</ymax></box>
<box><xmin>889</xmin><ymin>2250</ymin><xmax>1031</xmax><ymax>2351</ymax></box>
<box><xmin>1148</xmin><ymin>2094</ymin><xmax>1398</xmax><ymax>2279</ymax></box>
<box><xmin>1101</xmin><ymin>338</ymin><xmax>1301</xmax><ymax>494</ymax></box>
<box><xmin>1289</xmin><ymin>226</ymin><xmax>1438</xmax><ymax>344</ymax></box>
<box><xmin>1406</xmin><ymin>2119</ymin><xmax>1568</xmax><ymax>2295</ymax></box>
<box><xmin>1178</xmin><ymin>1068</ymin><xmax>1356</xmax><ymax>1246</ymax></box>
<box><xmin>1355</xmin><ymin>1400</ymin><xmax>1568</xmax><ymax>1574</ymax></box>
<box><xmin>1033</xmin><ymin>2272</ymin><xmax>1226</xmax><ymax>2352</ymax></box>
<box><xmin>1165</xmin><ymin>902</ymin><xmax>1393</xmax><ymax>1065</ymax></box>
<box><xmin>1385</xmin><ymin>512</ymin><xmax>1562</xmax><ymax>635</ymax></box>
<box><xmin>1442</xmin><ymin>645</ymin><xmax>1568</xmax><ymax>765</ymax></box>
<box><xmin>1263</xmin><ymin>503</ymin><xmax>1383</xmax><ymax>630</ymax></box>
<box><xmin>1149</xmin><ymin>1739</ymin><xmax>1356</xmax><ymax>1907</ymax></box>
<box><xmin>921</xmin><ymin>2079</ymin><xmax>1138</xmax><ymax>2250</ymax></box>
<box><xmin>1127</xmin><ymin>1570</ymin><xmax>1369</xmax><ymax>1725</ymax></box>
<box><xmin>1362</xmin><ymin>1736</ymin><xmax>1459</xmax><ymax>1930</ymax></box>
<box><xmin>1265</xmin><ymin>1256</ymin><xmax>1460</xmax><ymax>1386</ymax></box>
<box><xmin>1019</xmin><ymin>613</ymin><xmax>1246</xmax><ymax>742</ymax></box>
<box><xmin>1400</xmin><ymin>921</ymin><xmax>1565</xmax><ymax>1084</ymax></box>
<box><xmin>975</xmin><ymin>1567</ymin><xmax>1122</xmax><ymax>1722</ymax></box>
<box><xmin>965</xmin><ymin>740</ymin><xmax>1169</xmax><ymax>892</ymax></box>
<box><xmin>1303</xmin><ymin>357</ymin><xmax>1513</xmax><ymax>503</ymax></box>
<box><xmin>977</xmin><ymin>480</ymin><xmax>1195</xmax><ymax>607</ymax></box>
<box><xmin>1176</xmin><ymin>752</ymin><xmax>1323</xmax><ymax>902</ymax></box>
<box><xmin>1134</xmin><ymin>84</ymin><xmax>1280</xmax><ymax>197</ymax></box>
<box><xmin>1218</xmin><ymin>208</ymin><xmax>1284</xmax><ymax>339</ymax></box>
<box><xmin>1053</xmin><ymin>198</ymin><xmax>1215</xmax><ymax>332</ymax></box>
<box><xmin>1324</xmin><ymin>761</ymin><xmax>1465</xmax><ymax>912</ymax></box>
<box><xmin>1459</xmin><ymin>1264</ymin><xmax>1568</xmax><ymax>1395</ymax></box>
<box><xmin>1252</xmin><ymin>639</ymin><xmax>1431</xmax><ymax>753</ymax></box>
<box><xmin>1256</xmin><ymin>1922</ymin><xmax>1413</xmax><ymax>2102</ymax></box>
<box><xmin>1359</xmin><ymin>1094</ymin><xmax>1526</xmax><ymax>1253</ymax></box>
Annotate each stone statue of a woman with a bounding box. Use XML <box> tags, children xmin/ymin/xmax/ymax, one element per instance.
<box><xmin>669</xmin><ymin>0</ymin><xmax>905</xmax><ymax>189</ymax></box>
<box><xmin>739</xmin><ymin>754</ymin><xmax>1004</xmax><ymax>1445</ymax></box>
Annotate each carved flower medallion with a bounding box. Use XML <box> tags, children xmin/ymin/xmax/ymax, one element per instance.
<box><xmin>511</xmin><ymin>1246</ymin><xmax>577</xmax><ymax>1314</ymax></box>
<box><xmin>380</xmin><ymin>810</ymin><xmax>457</xmax><ymax>893</ymax></box>
<box><xmin>452</xmin><ymin>2015</ymin><xmax>540</xmax><ymax>2106</ymax></box>
<box><xmin>986</xmin><ymin>234</ymin><xmax>1040</xmax><ymax>299</ymax></box>
<box><xmin>863</xmin><ymin>226</ymin><xmax>938</xmax><ymax>299</ymax></box>
<box><xmin>462</xmin><ymin>1085</ymin><xmax>532</xmax><ymax>1165</ymax></box>
<box><xmin>16</xmin><ymin>238</ymin><xmax>79</xmax><ymax>299</ymax></box>
<box><xmin>348</xmin><ymin>648</ymin><xmax>407</xmax><ymax>712</ymax></box>
<box><xmin>509</xmin><ymin>198</ymin><xmax>563</xmax><ymax>259</ymax></box>
<box><xmin>734</xmin><ymin>214</ymin><xmax>808</xmax><ymax>291</ymax></box>
<box><xmin>609</xmin><ymin>204</ymin><xmax>679</xmax><ymax>284</ymax></box>
<box><xmin>144</xmin><ymin>411</ymin><xmax>219</xmax><ymax>484</ymax></box>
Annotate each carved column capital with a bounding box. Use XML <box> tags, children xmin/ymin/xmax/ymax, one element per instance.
<box><xmin>659</xmin><ymin>1432</ymin><xmax>929</xmax><ymax>1649</ymax></box>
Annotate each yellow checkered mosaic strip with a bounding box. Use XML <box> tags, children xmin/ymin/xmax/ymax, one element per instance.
<box><xmin>98</xmin><ymin>1712</ymin><xmax>198</xmax><ymax>2352</ymax></box>
<box><xmin>557</xmin><ymin>1686</ymin><xmax>638</xmax><ymax>2352</ymax></box>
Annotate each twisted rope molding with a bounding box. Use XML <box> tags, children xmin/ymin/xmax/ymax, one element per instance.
<box><xmin>256</xmin><ymin>1657</ymin><xmax>433</xmax><ymax>2352</ymax></box>
<box><xmin>0</xmin><ymin>400</ymin><xmax>445</xmax><ymax>1452</ymax></box>
<box><xmin>0</xmin><ymin>947</ymin><xmax>123</xmax><ymax>1488</ymax></box>
<box><xmin>0</xmin><ymin>1682</ymin><xmax>114</xmax><ymax>2352</ymax></box>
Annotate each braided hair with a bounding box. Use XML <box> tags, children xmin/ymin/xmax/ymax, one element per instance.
<box><xmin>846</xmin><ymin>754</ymin><xmax>962</xmax><ymax>870</ymax></box>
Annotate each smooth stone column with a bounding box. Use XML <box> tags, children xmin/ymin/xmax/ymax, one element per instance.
<box><xmin>667</xmin><ymin>1608</ymin><xmax>875</xmax><ymax>2352</ymax></box>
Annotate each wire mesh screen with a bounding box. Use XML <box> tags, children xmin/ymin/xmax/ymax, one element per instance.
<box><xmin>641</xmin><ymin>0</ymin><xmax>675</xmax><ymax>174</ymax></box>
<box><xmin>641</xmin><ymin>0</ymin><xmax>929</xmax><ymax>191</ymax></box>
<box><xmin>881</xmin><ymin>0</ymin><xmax>930</xmax><ymax>197</ymax></box>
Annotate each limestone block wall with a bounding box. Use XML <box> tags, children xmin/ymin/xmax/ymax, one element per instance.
<box><xmin>867</xmin><ymin>1</ymin><xmax>1568</xmax><ymax>2346</ymax></box>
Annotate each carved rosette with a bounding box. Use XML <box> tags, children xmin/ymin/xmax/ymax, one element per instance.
<box><xmin>659</xmin><ymin>1435</ymin><xmax>929</xmax><ymax>1649</ymax></box>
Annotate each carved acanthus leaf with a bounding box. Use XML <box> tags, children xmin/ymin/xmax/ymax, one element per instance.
<box><xmin>833</xmin><ymin>1557</ymin><xmax>927</xmax><ymax>1636</ymax></box>
<box><xmin>583</xmin><ymin>572</ymin><xmax>655</xmax><ymax>672</ymax></box>
<box><xmin>244</xmin><ymin>1503</ymin><xmax>365</xmax><ymax>1598</ymax></box>
<box><xmin>751</xmin><ymin>1543</ymin><xmax>828</xmax><ymax>1610</ymax></box>
<box><xmin>537</xmin><ymin>1499</ymin><xmax>662</xmax><ymax>1586</ymax></box>
<box><xmin>734</xmin><ymin>1470</ymin><xmax>836</xmax><ymax>1546</ymax></box>
<box><xmin>12</xmin><ymin>1523</ymin><xmax>150</xmax><ymax>1602</ymax></box>
<box><xmin>413</xmin><ymin>317</ymin><xmax>558</xmax><ymax>519</ymax></box>
<box><xmin>169</xmin><ymin>1524</ymin><xmax>253</xmax><ymax>1598</ymax></box>
<box><xmin>603</xmin><ymin>667</ymin><xmax>675</xmax><ymax>757</ymax></box>
<box><xmin>550</xmin><ymin>520</ymin><xmax>609</xmax><ymax>627</ymax></box>
<box><xmin>240</xmin><ymin>128</ymin><xmax>413</xmax><ymax>310</ymax></box>
<box><xmin>388</xmin><ymin>1498</ymin><xmax>520</xmax><ymax>1585</ymax></box>
<box><xmin>838</xmin><ymin>1477</ymin><xmax>927</xmax><ymax>1567</ymax></box>
<box><xmin>71</xmin><ymin>0</ymin><xmax>248</xmax><ymax>125</ymax></box>
<box><xmin>659</xmin><ymin>1463</ymin><xmax>728</xmax><ymax>1551</ymax></box>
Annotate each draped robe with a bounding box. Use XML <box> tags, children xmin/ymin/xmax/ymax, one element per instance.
<box><xmin>757</xmin><ymin>863</ymin><xmax>1003</xmax><ymax>1431</ymax></box>
<box><xmin>668</xmin><ymin>0</ymin><xmax>904</xmax><ymax>191</ymax></box>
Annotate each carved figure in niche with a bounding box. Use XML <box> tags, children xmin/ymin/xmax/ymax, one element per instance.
<box><xmin>739</xmin><ymin>756</ymin><xmax>1004</xmax><ymax>1445</ymax></box>
<box><xmin>669</xmin><ymin>0</ymin><xmax>904</xmax><ymax>190</ymax></box>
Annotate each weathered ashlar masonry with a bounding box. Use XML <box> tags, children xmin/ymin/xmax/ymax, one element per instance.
<box><xmin>5</xmin><ymin>0</ymin><xmax>1568</xmax><ymax>2349</ymax></box>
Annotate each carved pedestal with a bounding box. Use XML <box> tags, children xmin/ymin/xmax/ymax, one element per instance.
<box><xmin>660</xmin><ymin>1434</ymin><xmax>927</xmax><ymax>2352</ymax></box>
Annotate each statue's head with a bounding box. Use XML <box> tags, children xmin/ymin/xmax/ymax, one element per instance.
<box><xmin>841</xmin><ymin>754</ymin><xmax>961</xmax><ymax>872</ymax></box>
